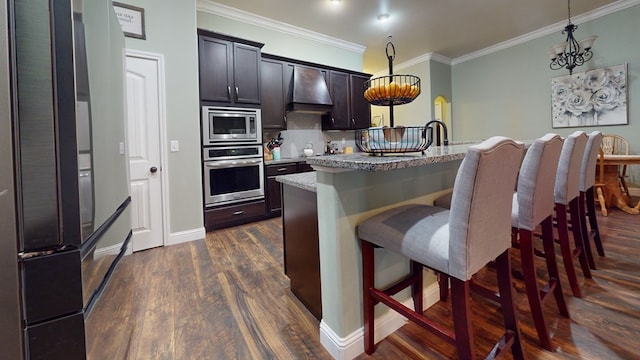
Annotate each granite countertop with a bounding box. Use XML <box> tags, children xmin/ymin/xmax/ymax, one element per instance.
<box><xmin>305</xmin><ymin>143</ymin><xmax>479</xmax><ymax>172</ymax></box>
<box><xmin>275</xmin><ymin>171</ymin><xmax>317</xmax><ymax>192</ymax></box>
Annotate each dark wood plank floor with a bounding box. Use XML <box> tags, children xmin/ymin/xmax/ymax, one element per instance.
<box><xmin>87</xmin><ymin>206</ymin><xmax>640</xmax><ymax>360</ymax></box>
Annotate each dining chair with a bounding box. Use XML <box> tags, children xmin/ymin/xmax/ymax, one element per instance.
<box><xmin>554</xmin><ymin>131</ymin><xmax>592</xmax><ymax>298</ymax></box>
<box><xmin>595</xmin><ymin>147</ymin><xmax>608</xmax><ymax>216</ymax></box>
<box><xmin>511</xmin><ymin>133</ymin><xmax>569</xmax><ymax>351</ymax></box>
<box><xmin>578</xmin><ymin>131</ymin><xmax>605</xmax><ymax>270</ymax></box>
<box><xmin>358</xmin><ymin>136</ymin><xmax>525</xmax><ymax>359</ymax></box>
<box><xmin>601</xmin><ymin>134</ymin><xmax>631</xmax><ymax>198</ymax></box>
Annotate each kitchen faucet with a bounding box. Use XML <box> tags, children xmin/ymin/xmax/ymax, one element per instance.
<box><xmin>425</xmin><ymin>120</ymin><xmax>449</xmax><ymax>146</ymax></box>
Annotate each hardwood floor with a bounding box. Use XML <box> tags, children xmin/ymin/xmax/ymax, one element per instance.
<box><xmin>87</xmin><ymin>206</ymin><xmax>640</xmax><ymax>360</ymax></box>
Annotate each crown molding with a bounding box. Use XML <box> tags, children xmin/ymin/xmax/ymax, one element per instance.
<box><xmin>196</xmin><ymin>0</ymin><xmax>367</xmax><ymax>54</ymax></box>
<box><xmin>452</xmin><ymin>0</ymin><xmax>640</xmax><ymax>65</ymax></box>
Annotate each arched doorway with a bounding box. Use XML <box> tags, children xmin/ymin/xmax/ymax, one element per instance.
<box><xmin>433</xmin><ymin>96</ymin><xmax>451</xmax><ymax>140</ymax></box>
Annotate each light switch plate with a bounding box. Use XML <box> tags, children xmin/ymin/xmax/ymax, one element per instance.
<box><xmin>170</xmin><ymin>140</ymin><xmax>179</xmax><ymax>152</ymax></box>
<box><xmin>119</xmin><ymin>142</ymin><xmax>125</xmax><ymax>155</ymax></box>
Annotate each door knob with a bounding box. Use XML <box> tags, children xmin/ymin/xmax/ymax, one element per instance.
<box><xmin>150</xmin><ymin>166</ymin><xmax>158</xmax><ymax>173</ymax></box>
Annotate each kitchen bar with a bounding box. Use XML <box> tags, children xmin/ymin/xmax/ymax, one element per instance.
<box><xmin>279</xmin><ymin>143</ymin><xmax>479</xmax><ymax>358</ymax></box>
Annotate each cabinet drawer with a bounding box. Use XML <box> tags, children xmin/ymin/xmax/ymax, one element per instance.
<box><xmin>266</xmin><ymin>163</ymin><xmax>297</xmax><ymax>176</ymax></box>
<box><xmin>205</xmin><ymin>200</ymin><xmax>265</xmax><ymax>229</ymax></box>
<box><xmin>297</xmin><ymin>162</ymin><xmax>313</xmax><ymax>173</ymax></box>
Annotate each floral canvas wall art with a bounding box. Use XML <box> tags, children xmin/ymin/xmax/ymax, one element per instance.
<box><xmin>551</xmin><ymin>64</ymin><xmax>627</xmax><ymax>128</ymax></box>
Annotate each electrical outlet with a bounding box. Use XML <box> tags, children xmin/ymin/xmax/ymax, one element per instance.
<box><xmin>170</xmin><ymin>140</ymin><xmax>179</xmax><ymax>152</ymax></box>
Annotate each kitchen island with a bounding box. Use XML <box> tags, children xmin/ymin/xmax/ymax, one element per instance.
<box><xmin>277</xmin><ymin>143</ymin><xmax>480</xmax><ymax>359</ymax></box>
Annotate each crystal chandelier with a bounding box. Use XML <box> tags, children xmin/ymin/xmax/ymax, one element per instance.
<box><xmin>548</xmin><ymin>0</ymin><xmax>597</xmax><ymax>75</ymax></box>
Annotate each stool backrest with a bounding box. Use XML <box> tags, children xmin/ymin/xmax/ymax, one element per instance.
<box><xmin>449</xmin><ymin>136</ymin><xmax>524</xmax><ymax>280</ymax></box>
<box><xmin>580</xmin><ymin>131</ymin><xmax>603</xmax><ymax>191</ymax></box>
<box><xmin>554</xmin><ymin>131</ymin><xmax>587</xmax><ymax>205</ymax></box>
<box><xmin>515</xmin><ymin>133</ymin><xmax>563</xmax><ymax>231</ymax></box>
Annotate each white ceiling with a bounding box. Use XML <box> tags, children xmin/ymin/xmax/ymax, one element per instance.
<box><xmin>200</xmin><ymin>0</ymin><xmax>634</xmax><ymax>74</ymax></box>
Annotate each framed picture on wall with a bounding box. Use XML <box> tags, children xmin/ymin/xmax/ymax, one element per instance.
<box><xmin>551</xmin><ymin>64</ymin><xmax>627</xmax><ymax>128</ymax></box>
<box><xmin>113</xmin><ymin>2</ymin><xmax>146</xmax><ymax>40</ymax></box>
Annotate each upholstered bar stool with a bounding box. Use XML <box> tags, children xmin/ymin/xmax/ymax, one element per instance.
<box><xmin>553</xmin><ymin>131</ymin><xmax>592</xmax><ymax>298</ymax></box>
<box><xmin>578</xmin><ymin>131</ymin><xmax>605</xmax><ymax>270</ymax></box>
<box><xmin>510</xmin><ymin>133</ymin><xmax>569</xmax><ymax>351</ymax></box>
<box><xmin>357</xmin><ymin>137</ymin><xmax>525</xmax><ymax>359</ymax></box>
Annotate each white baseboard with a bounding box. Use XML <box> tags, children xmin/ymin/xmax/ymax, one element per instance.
<box><xmin>167</xmin><ymin>226</ymin><xmax>206</xmax><ymax>246</ymax></box>
<box><xmin>629</xmin><ymin>187</ymin><xmax>640</xmax><ymax>197</ymax></box>
<box><xmin>93</xmin><ymin>242</ymin><xmax>130</xmax><ymax>259</ymax></box>
<box><xmin>319</xmin><ymin>282</ymin><xmax>441</xmax><ymax>360</ymax></box>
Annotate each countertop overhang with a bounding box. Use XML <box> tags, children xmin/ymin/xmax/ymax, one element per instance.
<box><xmin>304</xmin><ymin>143</ymin><xmax>478</xmax><ymax>172</ymax></box>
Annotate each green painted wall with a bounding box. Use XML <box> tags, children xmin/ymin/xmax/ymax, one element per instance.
<box><xmin>451</xmin><ymin>5</ymin><xmax>640</xmax><ymax>185</ymax></box>
<box><xmin>120</xmin><ymin>0</ymin><xmax>203</xmax><ymax>234</ymax></box>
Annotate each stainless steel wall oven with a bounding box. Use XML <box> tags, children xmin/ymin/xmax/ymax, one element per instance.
<box><xmin>203</xmin><ymin>145</ymin><xmax>264</xmax><ymax>206</ymax></box>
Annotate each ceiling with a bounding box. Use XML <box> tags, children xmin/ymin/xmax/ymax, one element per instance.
<box><xmin>203</xmin><ymin>0</ymin><xmax>622</xmax><ymax>73</ymax></box>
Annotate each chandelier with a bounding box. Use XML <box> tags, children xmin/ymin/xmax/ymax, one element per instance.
<box><xmin>548</xmin><ymin>0</ymin><xmax>597</xmax><ymax>75</ymax></box>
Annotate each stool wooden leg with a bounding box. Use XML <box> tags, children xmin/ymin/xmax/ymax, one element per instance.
<box><xmin>541</xmin><ymin>216</ymin><xmax>570</xmax><ymax>318</ymax></box>
<box><xmin>519</xmin><ymin>228</ymin><xmax>553</xmax><ymax>351</ymax></box>
<box><xmin>411</xmin><ymin>260</ymin><xmax>423</xmax><ymax>313</ymax></box>
<box><xmin>569</xmin><ymin>197</ymin><xmax>592</xmax><ymax>280</ymax></box>
<box><xmin>361</xmin><ymin>240</ymin><xmax>375</xmax><ymax>355</ymax></box>
<box><xmin>438</xmin><ymin>272</ymin><xmax>449</xmax><ymax>302</ymax></box>
<box><xmin>578</xmin><ymin>192</ymin><xmax>597</xmax><ymax>270</ymax></box>
<box><xmin>586</xmin><ymin>187</ymin><xmax>605</xmax><ymax>257</ymax></box>
<box><xmin>450</xmin><ymin>278</ymin><xmax>475</xmax><ymax>360</ymax></box>
<box><xmin>495</xmin><ymin>250</ymin><xmax>525</xmax><ymax>360</ymax></box>
<box><xmin>555</xmin><ymin>203</ymin><xmax>583</xmax><ymax>298</ymax></box>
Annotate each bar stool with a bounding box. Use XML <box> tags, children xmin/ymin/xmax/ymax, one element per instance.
<box><xmin>510</xmin><ymin>133</ymin><xmax>569</xmax><ymax>351</ymax></box>
<box><xmin>578</xmin><ymin>131</ymin><xmax>605</xmax><ymax>270</ymax></box>
<box><xmin>554</xmin><ymin>131</ymin><xmax>592</xmax><ymax>298</ymax></box>
<box><xmin>358</xmin><ymin>137</ymin><xmax>525</xmax><ymax>359</ymax></box>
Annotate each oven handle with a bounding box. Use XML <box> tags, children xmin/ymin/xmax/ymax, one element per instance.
<box><xmin>204</xmin><ymin>158</ymin><xmax>263</xmax><ymax>169</ymax></box>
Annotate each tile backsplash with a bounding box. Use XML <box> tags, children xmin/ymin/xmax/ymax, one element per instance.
<box><xmin>263</xmin><ymin>112</ymin><xmax>357</xmax><ymax>159</ymax></box>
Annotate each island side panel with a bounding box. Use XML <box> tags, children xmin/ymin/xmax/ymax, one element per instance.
<box><xmin>315</xmin><ymin>160</ymin><xmax>461</xmax><ymax>340</ymax></box>
<box><xmin>282</xmin><ymin>183</ymin><xmax>322</xmax><ymax>320</ymax></box>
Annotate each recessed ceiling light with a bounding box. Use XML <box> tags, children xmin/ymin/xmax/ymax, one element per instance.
<box><xmin>377</xmin><ymin>14</ymin><xmax>390</xmax><ymax>22</ymax></box>
<box><xmin>330</xmin><ymin>0</ymin><xmax>341</xmax><ymax>4</ymax></box>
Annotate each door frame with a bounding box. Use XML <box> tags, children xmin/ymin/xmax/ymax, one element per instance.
<box><xmin>124</xmin><ymin>49</ymin><xmax>169</xmax><ymax>249</ymax></box>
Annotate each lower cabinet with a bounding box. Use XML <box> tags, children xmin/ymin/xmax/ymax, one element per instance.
<box><xmin>204</xmin><ymin>200</ymin><xmax>266</xmax><ymax>231</ymax></box>
<box><xmin>265</xmin><ymin>161</ymin><xmax>313</xmax><ymax>217</ymax></box>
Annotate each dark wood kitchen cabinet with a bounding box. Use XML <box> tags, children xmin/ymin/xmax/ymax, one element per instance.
<box><xmin>204</xmin><ymin>200</ymin><xmax>266</xmax><ymax>231</ymax></box>
<box><xmin>322</xmin><ymin>71</ymin><xmax>371</xmax><ymax>130</ymax></box>
<box><xmin>198</xmin><ymin>30</ymin><xmax>263</xmax><ymax>105</ymax></box>
<box><xmin>265</xmin><ymin>162</ymin><xmax>314</xmax><ymax>217</ymax></box>
<box><xmin>260</xmin><ymin>58</ymin><xmax>287</xmax><ymax>129</ymax></box>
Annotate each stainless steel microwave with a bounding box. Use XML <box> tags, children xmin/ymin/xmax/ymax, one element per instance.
<box><xmin>202</xmin><ymin>106</ymin><xmax>261</xmax><ymax>145</ymax></box>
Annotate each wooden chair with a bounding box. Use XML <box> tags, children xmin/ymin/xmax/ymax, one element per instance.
<box><xmin>595</xmin><ymin>147</ymin><xmax>608</xmax><ymax>216</ymax></box>
<box><xmin>601</xmin><ymin>134</ymin><xmax>631</xmax><ymax>198</ymax></box>
<box><xmin>358</xmin><ymin>137</ymin><xmax>525</xmax><ymax>359</ymax></box>
<box><xmin>578</xmin><ymin>131</ymin><xmax>605</xmax><ymax>270</ymax></box>
<box><xmin>511</xmin><ymin>133</ymin><xmax>569</xmax><ymax>351</ymax></box>
<box><xmin>553</xmin><ymin>131</ymin><xmax>592</xmax><ymax>298</ymax></box>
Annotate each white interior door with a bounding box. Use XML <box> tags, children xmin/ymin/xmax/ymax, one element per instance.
<box><xmin>126</xmin><ymin>54</ymin><xmax>164</xmax><ymax>251</ymax></box>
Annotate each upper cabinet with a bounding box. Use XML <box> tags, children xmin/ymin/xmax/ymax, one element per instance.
<box><xmin>261</xmin><ymin>58</ymin><xmax>287</xmax><ymax>129</ymax></box>
<box><xmin>322</xmin><ymin>71</ymin><xmax>371</xmax><ymax>130</ymax></box>
<box><xmin>198</xmin><ymin>30</ymin><xmax>263</xmax><ymax>105</ymax></box>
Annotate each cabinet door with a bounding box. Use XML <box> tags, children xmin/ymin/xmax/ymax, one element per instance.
<box><xmin>350</xmin><ymin>74</ymin><xmax>371</xmax><ymax>129</ymax></box>
<box><xmin>199</xmin><ymin>36</ymin><xmax>232</xmax><ymax>103</ymax></box>
<box><xmin>233</xmin><ymin>43</ymin><xmax>261</xmax><ymax>104</ymax></box>
<box><xmin>323</xmin><ymin>71</ymin><xmax>350</xmax><ymax>129</ymax></box>
<box><xmin>261</xmin><ymin>59</ymin><xmax>286</xmax><ymax>129</ymax></box>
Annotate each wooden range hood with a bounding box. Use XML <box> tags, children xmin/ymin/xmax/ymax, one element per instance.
<box><xmin>287</xmin><ymin>66</ymin><xmax>333</xmax><ymax>114</ymax></box>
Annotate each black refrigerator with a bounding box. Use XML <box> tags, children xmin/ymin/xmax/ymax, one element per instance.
<box><xmin>0</xmin><ymin>0</ymin><xmax>131</xmax><ymax>358</ymax></box>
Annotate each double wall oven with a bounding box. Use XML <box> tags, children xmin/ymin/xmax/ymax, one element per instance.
<box><xmin>202</xmin><ymin>106</ymin><xmax>264</xmax><ymax>207</ymax></box>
